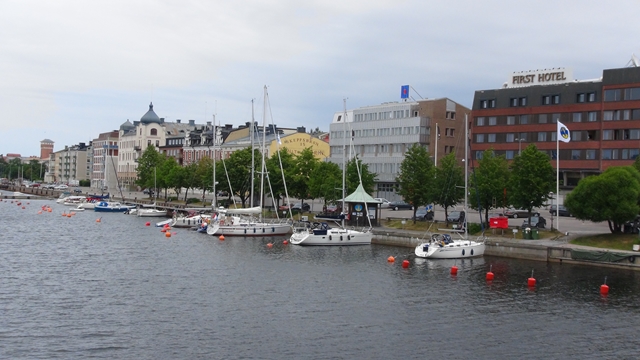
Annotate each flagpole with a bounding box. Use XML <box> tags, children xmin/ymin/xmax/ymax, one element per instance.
<box><xmin>556</xmin><ymin>129</ymin><xmax>560</xmax><ymax>232</ymax></box>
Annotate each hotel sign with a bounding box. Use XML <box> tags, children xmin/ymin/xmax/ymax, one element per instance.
<box><xmin>508</xmin><ymin>68</ymin><xmax>573</xmax><ymax>88</ymax></box>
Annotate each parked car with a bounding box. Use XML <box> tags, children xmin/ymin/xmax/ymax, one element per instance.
<box><xmin>503</xmin><ymin>208</ymin><xmax>538</xmax><ymax>218</ymax></box>
<box><xmin>447</xmin><ymin>210</ymin><xmax>465</xmax><ymax>223</ymax></box>
<box><xmin>412</xmin><ymin>207</ymin><xmax>434</xmax><ymax>221</ymax></box>
<box><xmin>389</xmin><ymin>201</ymin><xmax>413</xmax><ymax>211</ymax></box>
<box><xmin>73</xmin><ymin>188</ymin><xmax>82</xmax><ymax>194</ymax></box>
<box><xmin>291</xmin><ymin>202</ymin><xmax>311</xmax><ymax>212</ymax></box>
<box><xmin>325</xmin><ymin>204</ymin><xmax>339</xmax><ymax>213</ymax></box>
<box><xmin>216</xmin><ymin>190</ymin><xmax>229</xmax><ymax>197</ymax></box>
<box><xmin>374</xmin><ymin>198</ymin><xmax>391</xmax><ymax>209</ymax></box>
<box><xmin>521</xmin><ymin>215</ymin><xmax>547</xmax><ymax>229</ymax></box>
<box><xmin>143</xmin><ymin>188</ymin><xmax>154</xmax><ymax>195</ymax></box>
<box><xmin>549</xmin><ymin>205</ymin><xmax>571</xmax><ymax>217</ymax></box>
<box><xmin>30</xmin><ymin>183</ymin><xmax>41</xmax><ymax>188</ymax></box>
<box><xmin>54</xmin><ymin>184</ymin><xmax>69</xmax><ymax>190</ymax></box>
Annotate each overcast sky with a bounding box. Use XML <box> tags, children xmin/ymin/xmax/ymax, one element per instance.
<box><xmin>2</xmin><ymin>0</ymin><xmax>639</xmax><ymax>157</ymax></box>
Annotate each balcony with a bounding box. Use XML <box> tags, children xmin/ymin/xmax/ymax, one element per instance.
<box><xmin>134</xmin><ymin>146</ymin><xmax>141</xmax><ymax>151</ymax></box>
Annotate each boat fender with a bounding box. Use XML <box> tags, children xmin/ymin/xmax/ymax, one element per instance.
<box><xmin>340</xmin><ymin>236</ymin><xmax>343</xmax><ymax>241</ymax></box>
<box><xmin>462</xmin><ymin>249</ymin><xmax>465</xmax><ymax>256</ymax></box>
<box><xmin>471</xmin><ymin>249</ymin><xmax>474</xmax><ymax>256</ymax></box>
<box><xmin>630</xmin><ymin>256</ymin><xmax>636</xmax><ymax>263</ymax></box>
<box><xmin>329</xmin><ymin>235</ymin><xmax>332</xmax><ymax>241</ymax></box>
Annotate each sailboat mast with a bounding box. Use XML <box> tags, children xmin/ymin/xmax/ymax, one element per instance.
<box><xmin>464</xmin><ymin>114</ymin><xmax>468</xmax><ymax>239</ymax></box>
<box><xmin>212</xmin><ymin>115</ymin><xmax>216</xmax><ymax>209</ymax></box>
<box><xmin>260</xmin><ymin>86</ymin><xmax>268</xmax><ymax>215</ymax></box>
<box><xmin>250</xmin><ymin>99</ymin><xmax>255</xmax><ymax>208</ymax></box>
<box><xmin>342</xmin><ymin>99</ymin><xmax>347</xmax><ymax>228</ymax></box>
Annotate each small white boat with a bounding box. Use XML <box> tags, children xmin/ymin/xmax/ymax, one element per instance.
<box><xmin>137</xmin><ymin>208</ymin><xmax>168</xmax><ymax>217</ymax></box>
<box><xmin>414</xmin><ymin>233</ymin><xmax>485</xmax><ymax>259</ymax></box>
<box><xmin>62</xmin><ymin>196</ymin><xmax>86</xmax><ymax>206</ymax></box>
<box><xmin>94</xmin><ymin>201</ymin><xmax>135</xmax><ymax>213</ymax></box>
<box><xmin>205</xmin><ymin>207</ymin><xmax>291</xmax><ymax>236</ymax></box>
<box><xmin>171</xmin><ymin>212</ymin><xmax>212</xmax><ymax>228</ymax></box>
<box><xmin>290</xmin><ymin>221</ymin><xmax>372</xmax><ymax>245</ymax></box>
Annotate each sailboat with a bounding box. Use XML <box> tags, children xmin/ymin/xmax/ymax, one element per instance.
<box><xmin>207</xmin><ymin>86</ymin><xmax>291</xmax><ymax>237</ymax></box>
<box><xmin>414</xmin><ymin>114</ymin><xmax>485</xmax><ymax>259</ymax></box>
<box><xmin>289</xmin><ymin>100</ymin><xmax>373</xmax><ymax>246</ymax></box>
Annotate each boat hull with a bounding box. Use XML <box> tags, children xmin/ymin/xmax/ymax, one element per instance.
<box><xmin>414</xmin><ymin>241</ymin><xmax>485</xmax><ymax>259</ymax></box>
<box><xmin>290</xmin><ymin>228</ymin><xmax>372</xmax><ymax>246</ymax></box>
<box><xmin>206</xmin><ymin>222</ymin><xmax>291</xmax><ymax>236</ymax></box>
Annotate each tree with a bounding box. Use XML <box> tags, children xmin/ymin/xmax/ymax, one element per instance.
<box><xmin>565</xmin><ymin>166</ymin><xmax>640</xmax><ymax>233</ymax></box>
<box><xmin>289</xmin><ymin>148</ymin><xmax>319</xmax><ymax>208</ymax></box>
<box><xmin>508</xmin><ymin>144</ymin><xmax>555</xmax><ymax>224</ymax></box>
<box><xmin>396</xmin><ymin>144</ymin><xmax>435</xmax><ymax>223</ymax></box>
<box><xmin>469</xmin><ymin>149</ymin><xmax>510</xmax><ymax>225</ymax></box>
<box><xmin>345</xmin><ymin>156</ymin><xmax>377</xmax><ymax>195</ymax></box>
<box><xmin>195</xmin><ymin>157</ymin><xmax>213</xmax><ymax>203</ymax></box>
<box><xmin>433</xmin><ymin>152</ymin><xmax>465</xmax><ymax>225</ymax></box>
<box><xmin>308</xmin><ymin>161</ymin><xmax>342</xmax><ymax>206</ymax></box>
<box><xmin>136</xmin><ymin>146</ymin><xmax>163</xmax><ymax>190</ymax></box>
<box><xmin>265</xmin><ymin>147</ymin><xmax>296</xmax><ymax>208</ymax></box>
<box><xmin>158</xmin><ymin>156</ymin><xmax>179</xmax><ymax>200</ymax></box>
<box><xmin>217</xmin><ymin>147</ymin><xmax>257</xmax><ymax>207</ymax></box>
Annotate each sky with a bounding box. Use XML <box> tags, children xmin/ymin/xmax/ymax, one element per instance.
<box><xmin>2</xmin><ymin>0</ymin><xmax>640</xmax><ymax>157</ymax></box>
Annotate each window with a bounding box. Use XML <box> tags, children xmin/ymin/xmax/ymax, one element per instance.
<box><xmin>507</xmin><ymin>116</ymin><xmax>516</xmax><ymax>125</ymax></box>
<box><xmin>623</xmin><ymin>110</ymin><xmax>631</xmax><ymax>120</ymax></box>
<box><xmin>538</xmin><ymin>132</ymin><xmax>547</xmax><ymax>141</ymax></box>
<box><xmin>631</xmin><ymin>129</ymin><xmax>640</xmax><ymax>140</ymax></box>
<box><xmin>488</xmin><ymin>134</ymin><xmax>496</xmax><ymax>143</ymax></box>
<box><xmin>624</xmin><ymin>87</ymin><xmax>640</xmax><ymax>100</ymax></box>
<box><xmin>519</xmin><ymin>115</ymin><xmax>529</xmax><ymax>124</ymax></box>
<box><xmin>602</xmin><ymin>130</ymin><xmax>613</xmax><ymax>140</ymax></box>
<box><xmin>489</xmin><ymin>99</ymin><xmax>496</xmax><ymax>108</ymax></box>
<box><xmin>571</xmin><ymin>150</ymin><xmax>581</xmax><ymax>160</ymax></box>
<box><xmin>505</xmin><ymin>150</ymin><xmax>514</xmax><ymax>159</ymax></box>
<box><xmin>488</xmin><ymin>117</ymin><xmax>497</xmax><ymax>126</ymax></box>
<box><xmin>542</xmin><ymin>95</ymin><xmax>551</xmax><ymax>105</ymax></box>
<box><xmin>588</xmin><ymin>92</ymin><xmax>596</xmax><ymax>102</ymax></box>
<box><xmin>552</xmin><ymin>95</ymin><xmax>561</xmax><ymax>104</ymax></box>
<box><xmin>506</xmin><ymin>133</ymin><xmax>515</xmax><ymax>142</ymax></box>
<box><xmin>539</xmin><ymin>114</ymin><xmax>548</xmax><ymax>123</ymax></box>
<box><xmin>577</xmin><ymin>93</ymin><xmax>585</xmax><ymax>103</ymax></box>
<box><xmin>151</xmin><ymin>128</ymin><xmax>157</xmax><ymax>136</ymax></box>
<box><xmin>603</xmin><ymin>111</ymin><xmax>613</xmax><ymax>121</ymax></box>
<box><xmin>572</xmin><ymin>112</ymin><xmax>582</xmax><ymax>122</ymax></box>
<box><xmin>156</xmin><ymin>140</ymin><xmax>159</xmax><ymax>146</ymax></box>
<box><xmin>633</xmin><ymin>109</ymin><xmax>640</xmax><ymax>119</ymax></box>
<box><xmin>475</xmin><ymin>151</ymin><xmax>484</xmax><ymax>160</ymax></box>
<box><xmin>476</xmin><ymin>117</ymin><xmax>485</xmax><ymax>126</ymax></box>
<box><xmin>520</xmin><ymin>97</ymin><xmax>527</xmax><ymax>106</ymax></box>
<box><xmin>604</xmin><ymin>89</ymin><xmax>621</xmax><ymax>101</ymax></box>
<box><xmin>552</xmin><ymin>113</ymin><xmax>561</xmax><ymax>123</ymax></box>
<box><xmin>631</xmin><ymin>149</ymin><xmax>640</xmax><ymax>160</ymax></box>
<box><xmin>586</xmin><ymin>150</ymin><xmax>596</xmax><ymax>159</ymax></box>
<box><xmin>588</xmin><ymin>112</ymin><xmax>597</xmax><ymax>122</ymax></box>
<box><xmin>510</xmin><ymin>98</ymin><xmax>518</xmax><ymax>107</ymax></box>
<box><xmin>573</xmin><ymin>131</ymin><xmax>582</xmax><ymax>141</ymax></box>
<box><xmin>476</xmin><ymin>134</ymin><xmax>485</xmax><ymax>143</ymax></box>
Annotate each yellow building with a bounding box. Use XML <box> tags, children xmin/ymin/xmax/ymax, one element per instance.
<box><xmin>271</xmin><ymin>133</ymin><xmax>330</xmax><ymax>160</ymax></box>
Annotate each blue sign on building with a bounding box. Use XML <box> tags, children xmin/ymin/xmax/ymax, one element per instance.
<box><xmin>400</xmin><ymin>85</ymin><xmax>409</xmax><ymax>99</ymax></box>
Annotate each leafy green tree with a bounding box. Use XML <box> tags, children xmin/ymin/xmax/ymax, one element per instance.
<box><xmin>265</xmin><ymin>147</ymin><xmax>296</xmax><ymax>208</ymax></box>
<box><xmin>181</xmin><ymin>162</ymin><xmax>199</xmax><ymax>202</ymax></box>
<box><xmin>433</xmin><ymin>152</ymin><xmax>465</xmax><ymax>225</ymax></box>
<box><xmin>309</xmin><ymin>161</ymin><xmax>342</xmax><ymax>206</ymax></box>
<box><xmin>289</xmin><ymin>148</ymin><xmax>319</xmax><ymax>208</ymax></box>
<box><xmin>136</xmin><ymin>146</ymin><xmax>163</xmax><ymax>191</ymax></box>
<box><xmin>345</xmin><ymin>157</ymin><xmax>377</xmax><ymax>195</ymax></box>
<box><xmin>469</xmin><ymin>149</ymin><xmax>510</xmax><ymax>225</ymax></box>
<box><xmin>158</xmin><ymin>155</ymin><xmax>179</xmax><ymax>200</ymax></box>
<box><xmin>167</xmin><ymin>164</ymin><xmax>187</xmax><ymax>199</ymax></box>
<box><xmin>565</xmin><ymin>166</ymin><xmax>640</xmax><ymax>233</ymax></box>
<box><xmin>508</xmin><ymin>144</ymin><xmax>555</xmax><ymax>223</ymax></box>
<box><xmin>195</xmin><ymin>157</ymin><xmax>213</xmax><ymax>203</ymax></box>
<box><xmin>218</xmin><ymin>147</ymin><xmax>256</xmax><ymax>207</ymax></box>
<box><xmin>396</xmin><ymin>144</ymin><xmax>435</xmax><ymax>223</ymax></box>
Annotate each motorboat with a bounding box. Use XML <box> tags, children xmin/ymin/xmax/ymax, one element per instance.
<box><xmin>94</xmin><ymin>201</ymin><xmax>135</xmax><ymax>212</ymax></box>
<box><xmin>414</xmin><ymin>233</ymin><xmax>485</xmax><ymax>259</ymax></box>
<box><xmin>171</xmin><ymin>211</ymin><xmax>212</xmax><ymax>228</ymax></box>
<box><xmin>62</xmin><ymin>196</ymin><xmax>87</xmax><ymax>206</ymax></box>
<box><xmin>137</xmin><ymin>208</ymin><xmax>168</xmax><ymax>217</ymax></box>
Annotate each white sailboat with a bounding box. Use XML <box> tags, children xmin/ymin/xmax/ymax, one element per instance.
<box><xmin>414</xmin><ymin>114</ymin><xmax>485</xmax><ymax>259</ymax></box>
<box><xmin>207</xmin><ymin>87</ymin><xmax>291</xmax><ymax>237</ymax></box>
<box><xmin>290</xmin><ymin>100</ymin><xmax>373</xmax><ymax>246</ymax></box>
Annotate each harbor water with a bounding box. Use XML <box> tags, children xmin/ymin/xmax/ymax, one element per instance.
<box><xmin>2</xmin><ymin>198</ymin><xmax>640</xmax><ymax>359</ymax></box>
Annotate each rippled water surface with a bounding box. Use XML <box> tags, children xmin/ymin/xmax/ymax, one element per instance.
<box><xmin>2</xmin><ymin>198</ymin><xmax>640</xmax><ymax>359</ymax></box>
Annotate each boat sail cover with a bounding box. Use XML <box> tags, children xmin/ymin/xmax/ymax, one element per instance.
<box><xmin>222</xmin><ymin>206</ymin><xmax>262</xmax><ymax>215</ymax></box>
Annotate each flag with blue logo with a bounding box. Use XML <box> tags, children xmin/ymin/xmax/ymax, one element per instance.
<box><xmin>401</xmin><ymin>85</ymin><xmax>409</xmax><ymax>99</ymax></box>
<box><xmin>557</xmin><ymin>121</ymin><xmax>570</xmax><ymax>143</ymax></box>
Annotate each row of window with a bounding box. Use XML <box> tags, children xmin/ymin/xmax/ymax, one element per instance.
<box><xmin>477</xmin><ymin>108</ymin><xmax>640</xmax><ymax>126</ymax></box>
<box><xmin>353</xmin><ymin>110</ymin><xmax>412</xmax><ymax>122</ymax></box>
<box><xmin>476</xmin><ymin>148</ymin><xmax>640</xmax><ymax>161</ymax></box>
<box><xmin>331</xmin><ymin>126</ymin><xmax>428</xmax><ymax>139</ymax></box>
<box><xmin>481</xmin><ymin>91</ymin><xmax>599</xmax><ymax>109</ymax></box>
<box><xmin>476</xmin><ymin>128</ymin><xmax>640</xmax><ymax>143</ymax></box>
<box><xmin>604</xmin><ymin>87</ymin><xmax>640</xmax><ymax>102</ymax></box>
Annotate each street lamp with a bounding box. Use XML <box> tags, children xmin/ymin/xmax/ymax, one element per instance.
<box><xmin>515</xmin><ymin>138</ymin><xmax>524</xmax><ymax>155</ymax></box>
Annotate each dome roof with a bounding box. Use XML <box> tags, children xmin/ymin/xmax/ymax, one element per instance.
<box><xmin>119</xmin><ymin>119</ymin><xmax>135</xmax><ymax>131</ymax></box>
<box><xmin>140</xmin><ymin>102</ymin><xmax>161</xmax><ymax>124</ymax></box>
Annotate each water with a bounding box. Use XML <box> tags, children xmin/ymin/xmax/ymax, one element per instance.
<box><xmin>2</xmin><ymin>198</ymin><xmax>640</xmax><ymax>359</ymax></box>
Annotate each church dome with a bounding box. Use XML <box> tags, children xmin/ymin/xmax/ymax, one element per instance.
<box><xmin>140</xmin><ymin>102</ymin><xmax>161</xmax><ymax>124</ymax></box>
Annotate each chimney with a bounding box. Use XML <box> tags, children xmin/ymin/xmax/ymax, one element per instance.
<box><xmin>207</xmin><ymin>121</ymin><xmax>212</xmax><ymax>126</ymax></box>
<box><xmin>176</xmin><ymin>119</ymin><xmax>181</xmax><ymax>123</ymax></box>
<box><xmin>297</xmin><ymin>126</ymin><xmax>306</xmax><ymax>133</ymax></box>
<box><xmin>189</xmin><ymin>120</ymin><xmax>195</xmax><ymax>126</ymax></box>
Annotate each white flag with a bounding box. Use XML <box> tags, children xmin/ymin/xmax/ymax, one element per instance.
<box><xmin>557</xmin><ymin>121</ymin><xmax>570</xmax><ymax>143</ymax></box>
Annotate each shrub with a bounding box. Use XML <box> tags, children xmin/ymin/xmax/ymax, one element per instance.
<box><xmin>186</xmin><ymin>197</ymin><xmax>200</xmax><ymax>204</ymax></box>
<box><xmin>467</xmin><ymin>222</ymin><xmax>483</xmax><ymax>235</ymax></box>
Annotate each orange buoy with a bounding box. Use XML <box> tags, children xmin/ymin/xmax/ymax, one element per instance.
<box><xmin>145</xmin><ymin>222</ymin><xmax>151</xmax><ymax>226</ymax></box>
<box><xmin>38</xmin><ymin>210</ymin><xmax>42</xmax><ymax>214</ymax></box>
<box><xmin>450</xmin><ymin>265</ymin><xmax>458</xmax><ymax>275</ymax></box>
<box><xmin>66</xmin><ymin>213</ymin><xmax>72</xmax><ymax>217</ymax></box>
<box><xmin>600</xmin><ymin>276</ymin><xmax>609</xmax><ymax>295</ymax></box>
<box><xmin>219</xmin><ymin>235</ymin><xmax>225</xmax><ymax>241</ymax></box>
<box><xmin>165</xmin><ymin>231</ymin><xmax>172</xmax><ymax>237</ymax></box>
<box><xmin>161</xmin><ymin>228</ymin><xmax>167</xmax><ymax>232</ymax></box>
<box><xmin>402</xmin><ymin>260</ymin><xmax>410</xmax><ymax>268</ymax></box>
<box><xmin>22</xmin><ymin>206</ymin><xmax>25</xmax><ymax>209</ymax></box>
<box><xmin>96</xmin><ymin>218</ymin><xmax>101</xmax><ymax>223</ymax></box>
<box><xmin>387</xmin><ymin>256</ymin><xmax>395</xmax><ymax>263</ymax></box>
<box><xmin>48</xmin><ymin>208</ymin><xmax>52</xmax><ymax>212</ymax></box>
<box><xmin>486</xmin><ymin>265</ymin><xmax>494</xmax><ymax>281</ymax></box>
<box><xmin>267</xmin><ymin>243</ymin><xmax>273</xmax><ymax>248</ymax></box>
<box><xmin>527</xmin><ymin>270</ymin><xmax>536</xmax><ymax>287</ymax></box>
<box><xmin>283</xmin><ymin>240</ymin><xmax>289</xmax><ymax>245</ymax></box>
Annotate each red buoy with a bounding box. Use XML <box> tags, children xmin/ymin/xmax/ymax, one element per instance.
<box><xmin>283</xmin><ymin>240</ymin><xmax>289</xmax><ymax>245</ymax></box>
<box><xmin>486</xmin><ymin>265</ymin><xmax>494</xmax><ymax>281</ymax></box>
<box><xmin>450</xmin><ymin>265</ymin><xmax>458</xmax><ymax>275</ymax></box>
<box><xmin>527</xmin><ymin>277</ymin><xmax>536</xmax><ymax>287</ymax></box>
<box><xmin>402</xmin><ymin>260</ymin><xmax>410</xmax><ymax>268</ymax></box>
<box><xmin>145</xmin><ymin>222</ymin><xmax>151</xmax><ymax>226</ymax></box>
<box><xmin>267</xmin><ymin>243</ymin><xmax>273</xmax><ymax>248</ymax></box>
<box><xmin>219</xmin><ymin>235</ymin><xmax>225</xmax><ymax>241</ymax></box>
<box><xmin>600</xmin><ymin>276</ymin><xmax>609</xmax><ymax>295</ymax></box>
<box><xmin>387</xmin><ymin>256</ymin><xmax>395</xmax><ymax>263</ymax></box>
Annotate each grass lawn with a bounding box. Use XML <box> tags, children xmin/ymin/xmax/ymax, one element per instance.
<box><xmin>571</xmin><ymin>233</ymin><xmax>640</xmax><ymax>251</ymax></box>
